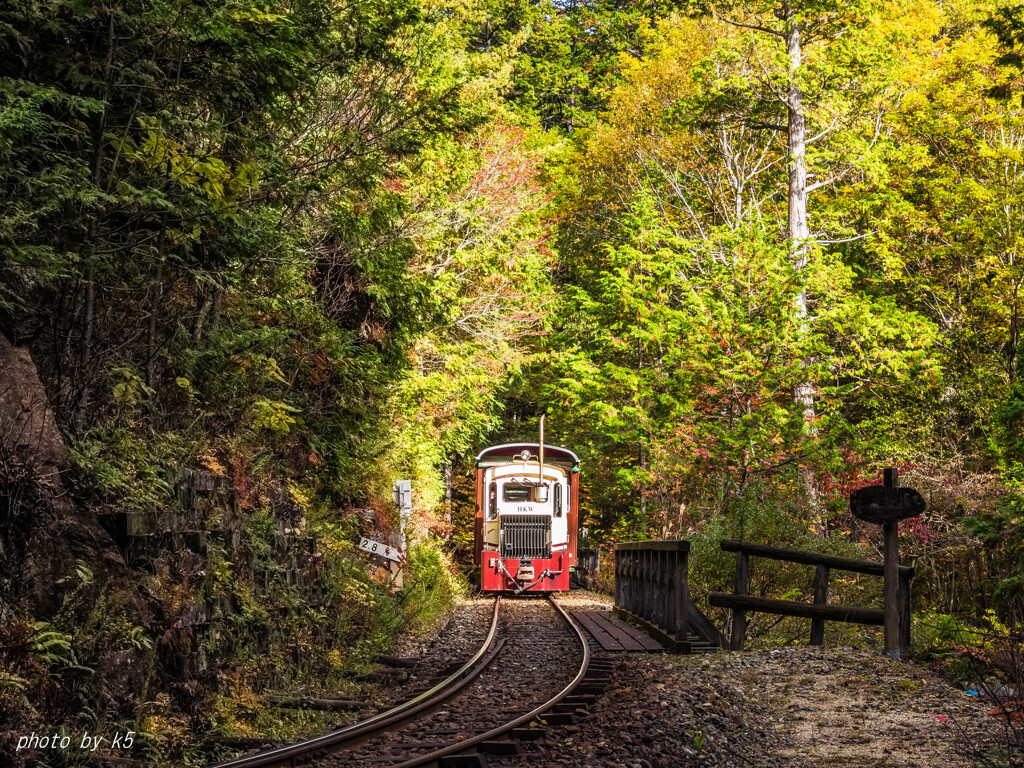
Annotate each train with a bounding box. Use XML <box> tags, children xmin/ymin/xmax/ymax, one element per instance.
<box><xmin>473</xmin><ymin>437</ymin><xmax>580</xmax><ymax>593</ymax></box>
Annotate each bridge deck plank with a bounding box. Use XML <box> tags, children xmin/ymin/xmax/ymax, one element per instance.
<box><xmin>570</xmin><ymin>610</ymin><xmax>664</xmax><ymax>652</ymax></box>
<box><xmin>569</xmin><ymin>610</ymin><xmax>626</xmax><ymax>651</ymax></box>
<box><xmin>603</xmin><ymin>612</ymin><xmax>666</xmax><ymax>652</ymax></box>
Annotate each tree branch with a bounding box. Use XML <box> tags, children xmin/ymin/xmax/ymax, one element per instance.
<box><xmin>716</xmin><ymin>13</ymin><xmax>785</xmax><ymax>39</ymax></box>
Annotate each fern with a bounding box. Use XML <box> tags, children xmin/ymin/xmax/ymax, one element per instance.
<box><xmin>129</xmin><ymin>626</ymin><xmax>154</xmax><ymax>651</ymax></box>
<box><xmin>57</xmin><ymin>559</ymin><xmax>94</xmax><ymax>587</ymax></box>
<box><xmin>0</xmin><ymin>671</ymin><xmax>29</xmax><ymax>694</ymax></box>
<box><xmin>30</xmin><ymin>622</ymin><xmax>93</xmax><ymax>676</ymax></box>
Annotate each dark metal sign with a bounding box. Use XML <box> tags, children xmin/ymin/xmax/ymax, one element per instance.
<box><xmin>848</xmin><ymin>467</ymin><xmax>924</xmax><ymax>659</ymax></box>
<box><xmin>850</xmin><ymin>485</ymin><xmax>925</xmax><ymax>525</ymax></box>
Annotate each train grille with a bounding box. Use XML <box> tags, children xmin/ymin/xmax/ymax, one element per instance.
<box><xmin>500</xmin><ymin>515</ymin><xmax>551</xmax><ymax>560</ymax></box>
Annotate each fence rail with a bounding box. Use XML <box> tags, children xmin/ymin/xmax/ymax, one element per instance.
<box><xmin>613</xmin><ymin>540</ymin><xmax>690</xmax><ymax>652</ymax></box>
<box><xmin>708</xmin><ymin>539</ymin><xmax>914</xmax><ymax>651</ymax></box>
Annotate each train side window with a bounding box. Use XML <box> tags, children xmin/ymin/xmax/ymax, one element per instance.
<box><xmin>488</xmin><ymin>482</ymin><xmax>497</xmax><ymax>519</ymax></box>
<box><xmin>554</xmin><ymin>483</ymin><xmax>562</xmax><ymax>517</ymax></box>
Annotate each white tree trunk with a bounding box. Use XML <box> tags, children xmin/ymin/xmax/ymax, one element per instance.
<box><xmin>785</xmin><ymin>12</ymin><xmax>819</xmax><ymax>510</ymax></box>
<box><xmin>786</xmin><ymin>17</ymin><xmax>815</xmax><ymax>420</ymax></box>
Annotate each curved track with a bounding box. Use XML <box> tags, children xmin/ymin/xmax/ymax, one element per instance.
<box><xmin>317</xmin><ymin>595</ymin><xmax>590</xmax><ymax>768</ymax></box>
<box><xmin>210</xmin><ymin>598</ymin><xmax>502</xmax><ymax>768</ymax></box>
<box><xmin>381</xmin><ymin>595</ymin><xmax>591</xmax><ymax>768</ymax></box>
<box><xmin>210</xmin><ymin>595</ymin><xmax>595</xmax><ymax>768</ymax></box>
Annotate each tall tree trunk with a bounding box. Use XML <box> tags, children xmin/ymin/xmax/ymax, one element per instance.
<box><xmin>784</xmin><ymin>12</ymin><xmax>819</xmax><ymax>509</ymax></box>
<box><xmin>639</xmin><ymin>438</ymin><xmax>647</xmax><ymax>519</ymax></box>
<box><xmin>1008</xmin><ymin>254</ymin><xmax>1018</xmax><ymax>382</ymax></box>
<box><xmin>75</xmin><ymin>11</ymin><xmax>116</xmax><ymax>430</ymax></box>
<box><xmin>210</xmin><ymin>289</ymin><xmax>224</xmax><ymax>332</ymax></box>
<box><xmin>146</xmin><ymin>217</ymin><xmax>168</xmax><ymax>389</ymax></box>
<box><xmin>444</xmin><ymin>462</ymin><xmax>453</xmax><ymax>525</ymax></box>
<box><xmin>193</xmin><ymin>292</ymin><xmax>214</xmax><ymax>344</ymax></box>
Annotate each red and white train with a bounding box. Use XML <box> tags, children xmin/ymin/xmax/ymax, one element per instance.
<box><xmin>473</xmin><ymin>440</ymin><xmax>580</xmax><ymax>593</ymax></box>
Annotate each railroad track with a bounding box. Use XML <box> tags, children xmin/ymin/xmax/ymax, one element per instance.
<box><xmin>211</xmin><ymin>594</ymin><xmax>602</xmax><ymax>768</ymax></box>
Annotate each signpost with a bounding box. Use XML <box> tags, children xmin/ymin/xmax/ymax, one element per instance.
<box><xmin>357</xmin><ymin>536</ymin><xmax>404</xmax><ymax>564</ymax></box>
<box><xmin>393</xmin><ymin>480</ymin><xmax>412</xmax><ymax>587</ymax></box>
<box><xmin>393</xmin><ymin>479</ymin><xmax>412</xmax><ymax>551</ymax></box>
<box><xmin>356</xmin><ymin>481</ymin><xmax>412</xmax><ymax>587</ymax></box>
<box><xmin>850</xmin><ymin>467</ymin><xmax>926</xmax><ymax>659</ymax></box>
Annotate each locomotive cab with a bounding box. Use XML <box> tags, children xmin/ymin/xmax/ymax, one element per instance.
<box><xmin>475</xmin><ymin>443</ymin><xmax>580</xmax><ymax>593</ymax></box>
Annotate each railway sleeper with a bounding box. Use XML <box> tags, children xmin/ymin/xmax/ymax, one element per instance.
<box><xmin>537</xmin><ymin>712</ymin><xmax>576</xmax><ymax>726</ymax></box>
<box><xmin>375</xmin><ymin>654</ymin><xmax>420</xmax><ymax>667</ymax></box>
<box><xmin>552</xmin><ymin>708</ymin><xmax>585</xmax><ymax>720</ymax></box>
<box><xmin>271</xmin><ymin>696</ymin><xmax>365</xmax><ymax>710</ymax></box>
<box><xmin>437</xmin><ymin>756</ymin><xmax>489</xmax><ymax>768</ymax></box>
<box><xmin>383</xmin><ymin>740</ymin><xmax>449</xmax><ymax>750</ymax></box>
<box><xmin>358</xmin><ymin>669</ymin><xmax>409</xmax><ymax>683</ymax></box>
<box><xmin>422</xmin><ymin>727</ymin><xmax>495</xmax><ymax>736</ymax></box>
<box><xmin>563</xmin><ymin>694</ymin><xmax>597</xmax><ymax>705</ymax></box>
<box><xmin>510</xmin><ymin>727</ymin><xmax>547</xmax><ymax>741</ymax></box>
<box><xmin>477</xmin><ymin>740</ymin><xmax>524</xmax><ymax>756</ymax></box>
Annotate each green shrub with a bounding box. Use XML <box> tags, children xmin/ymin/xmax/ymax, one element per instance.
<box><xmin>403</xmin><ymin>541</ymin><xmax>464</xmax><ymax>632</ymax></box>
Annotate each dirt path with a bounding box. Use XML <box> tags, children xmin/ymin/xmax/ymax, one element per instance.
<box><xmin>686</xmin><ymin>646</ymin><xmax>1013</xmax><ymax>767</ymax></box>
<box><xmin>542</xmin><ymin>591</ymin><xmax>1016</xmax><ymax>766</ymax></box>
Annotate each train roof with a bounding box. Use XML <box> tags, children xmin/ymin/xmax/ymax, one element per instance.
<box><xmin>475</xmin><ymin>443</ymin><xmax>580</xmax><ymax>467</ymax></box>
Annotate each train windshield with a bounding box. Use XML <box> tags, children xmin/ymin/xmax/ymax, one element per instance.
<box><xmin>502</xmin><ymin>483</ymin><xmax>545</xmax><ymax>502</ymax></box>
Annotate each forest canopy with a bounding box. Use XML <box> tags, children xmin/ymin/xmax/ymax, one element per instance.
<box><xmin>2</xmin><ymin>0</ymin><xmax>1024</xmax><ymax>760</ymax></box>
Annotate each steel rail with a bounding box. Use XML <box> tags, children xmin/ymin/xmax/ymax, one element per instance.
<box><xmin>389</xmin><ymin>593</ymin><xmax>591</xmax><ymax>768</ymax></box>
<box><xmin>209</xmin><ymin>597</ymin><xmax>502</xmax><ymax>768</ymax></box>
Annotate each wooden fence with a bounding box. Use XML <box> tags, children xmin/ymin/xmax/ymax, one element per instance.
<box><xmin>573</xmin><ymin>546</ymin><xmax>600</xmax><ymax>588</ymax></box>
<box><xmin>613</xmin><ymin>540</ymin><xmax>690</xmax><ymax>652</ymax></box>
<box><xmin>708</xmin><ymin>539</ymin><xmax>914</xmax><ymax>651</ymax></box>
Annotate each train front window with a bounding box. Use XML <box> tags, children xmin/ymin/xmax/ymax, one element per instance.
<box><xmin>503</xmin><ymin>483</ymin><xmax>532</xmax><ymax>502</ymax></box>
<box><xmin>502</xmin><ymin>483</ymin><xmax>550</xmax><ymax>503</ymax></box>
<box><xmin>554</xmin><ymin>483</ymin><xmax>562</xmax><ymax>517</ymax></box>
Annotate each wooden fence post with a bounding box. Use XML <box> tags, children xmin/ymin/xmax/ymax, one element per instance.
<box><xmin>674</xmin><ymin>544</ymin><xmax>688</xmax><ymax>647</ymax></box>
<box><xmin>883</xmin><ymin>519</ymin><xmax>900</xmax><ymax>659</ymax></box>
<box><xmin>898</xmin><ymin>567</ymin><xmax>913</xmax><ymax>653</ymax></box>
<box><xmin>731</xmin><ymin>550</ymin><xmax>749</xmax><ymax>651</ymax></box>
<box><xmin>810</xmin><ymin>564</ymin><xmax>829</xmax><ymax>646</ymax></box>
<box><xmin>614</xmin><ymin>548</ymin><xmax>622</xmax><ymax>611</ymax></box>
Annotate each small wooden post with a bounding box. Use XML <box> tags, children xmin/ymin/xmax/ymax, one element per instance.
<box><xmin>898</xmin><ymin>567</ymin><xmax>913</xmax><ymax>653</ymax></box>
<box><xmin>657</xmin><ymin>549</ymin><xmax>666</xmax><ymax>629</ymax></box>
<box><xmin>624</xmin><ymin>550</ymin><xmax>632</xmax><ymax>615</ymax></box>
<box><xmin>731</xmin><ymin>550</ymin><xmax>749</xmax><ymax>651</ymax></box>
<box><xmin>674</xmin><ymin>544</ymin><xmax>688</xmax><ymax>649</ymax></box>
<box><xmin>883</xmin><ymin>468</ymin><xmax>900</xmax><ymax>659</ymax></box>
<box><xmin>614</xmin><ymin>548</ymin><xmax>622</xmax><ymax>610</ymax></box>
<box><xmin>638</xmin><ymin>548</ymin><xmax>647</xmax><ymax>622</ymax></box>
<box><xmin>810</xmin><ymin>564</ymin><xmax>829</xmax><ymax>646</ymax></box>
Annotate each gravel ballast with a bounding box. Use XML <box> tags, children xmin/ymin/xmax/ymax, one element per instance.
<box><xmin>500</xmin><ymin>590</ymin><xmax>1015</xmax><ymax>767</ymax></box>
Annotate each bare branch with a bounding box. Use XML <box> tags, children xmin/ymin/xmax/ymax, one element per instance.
<box><xmin>716</xmin><ymin>13</ymin><xmax>785</xmax><ymax>39</ymax></box>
